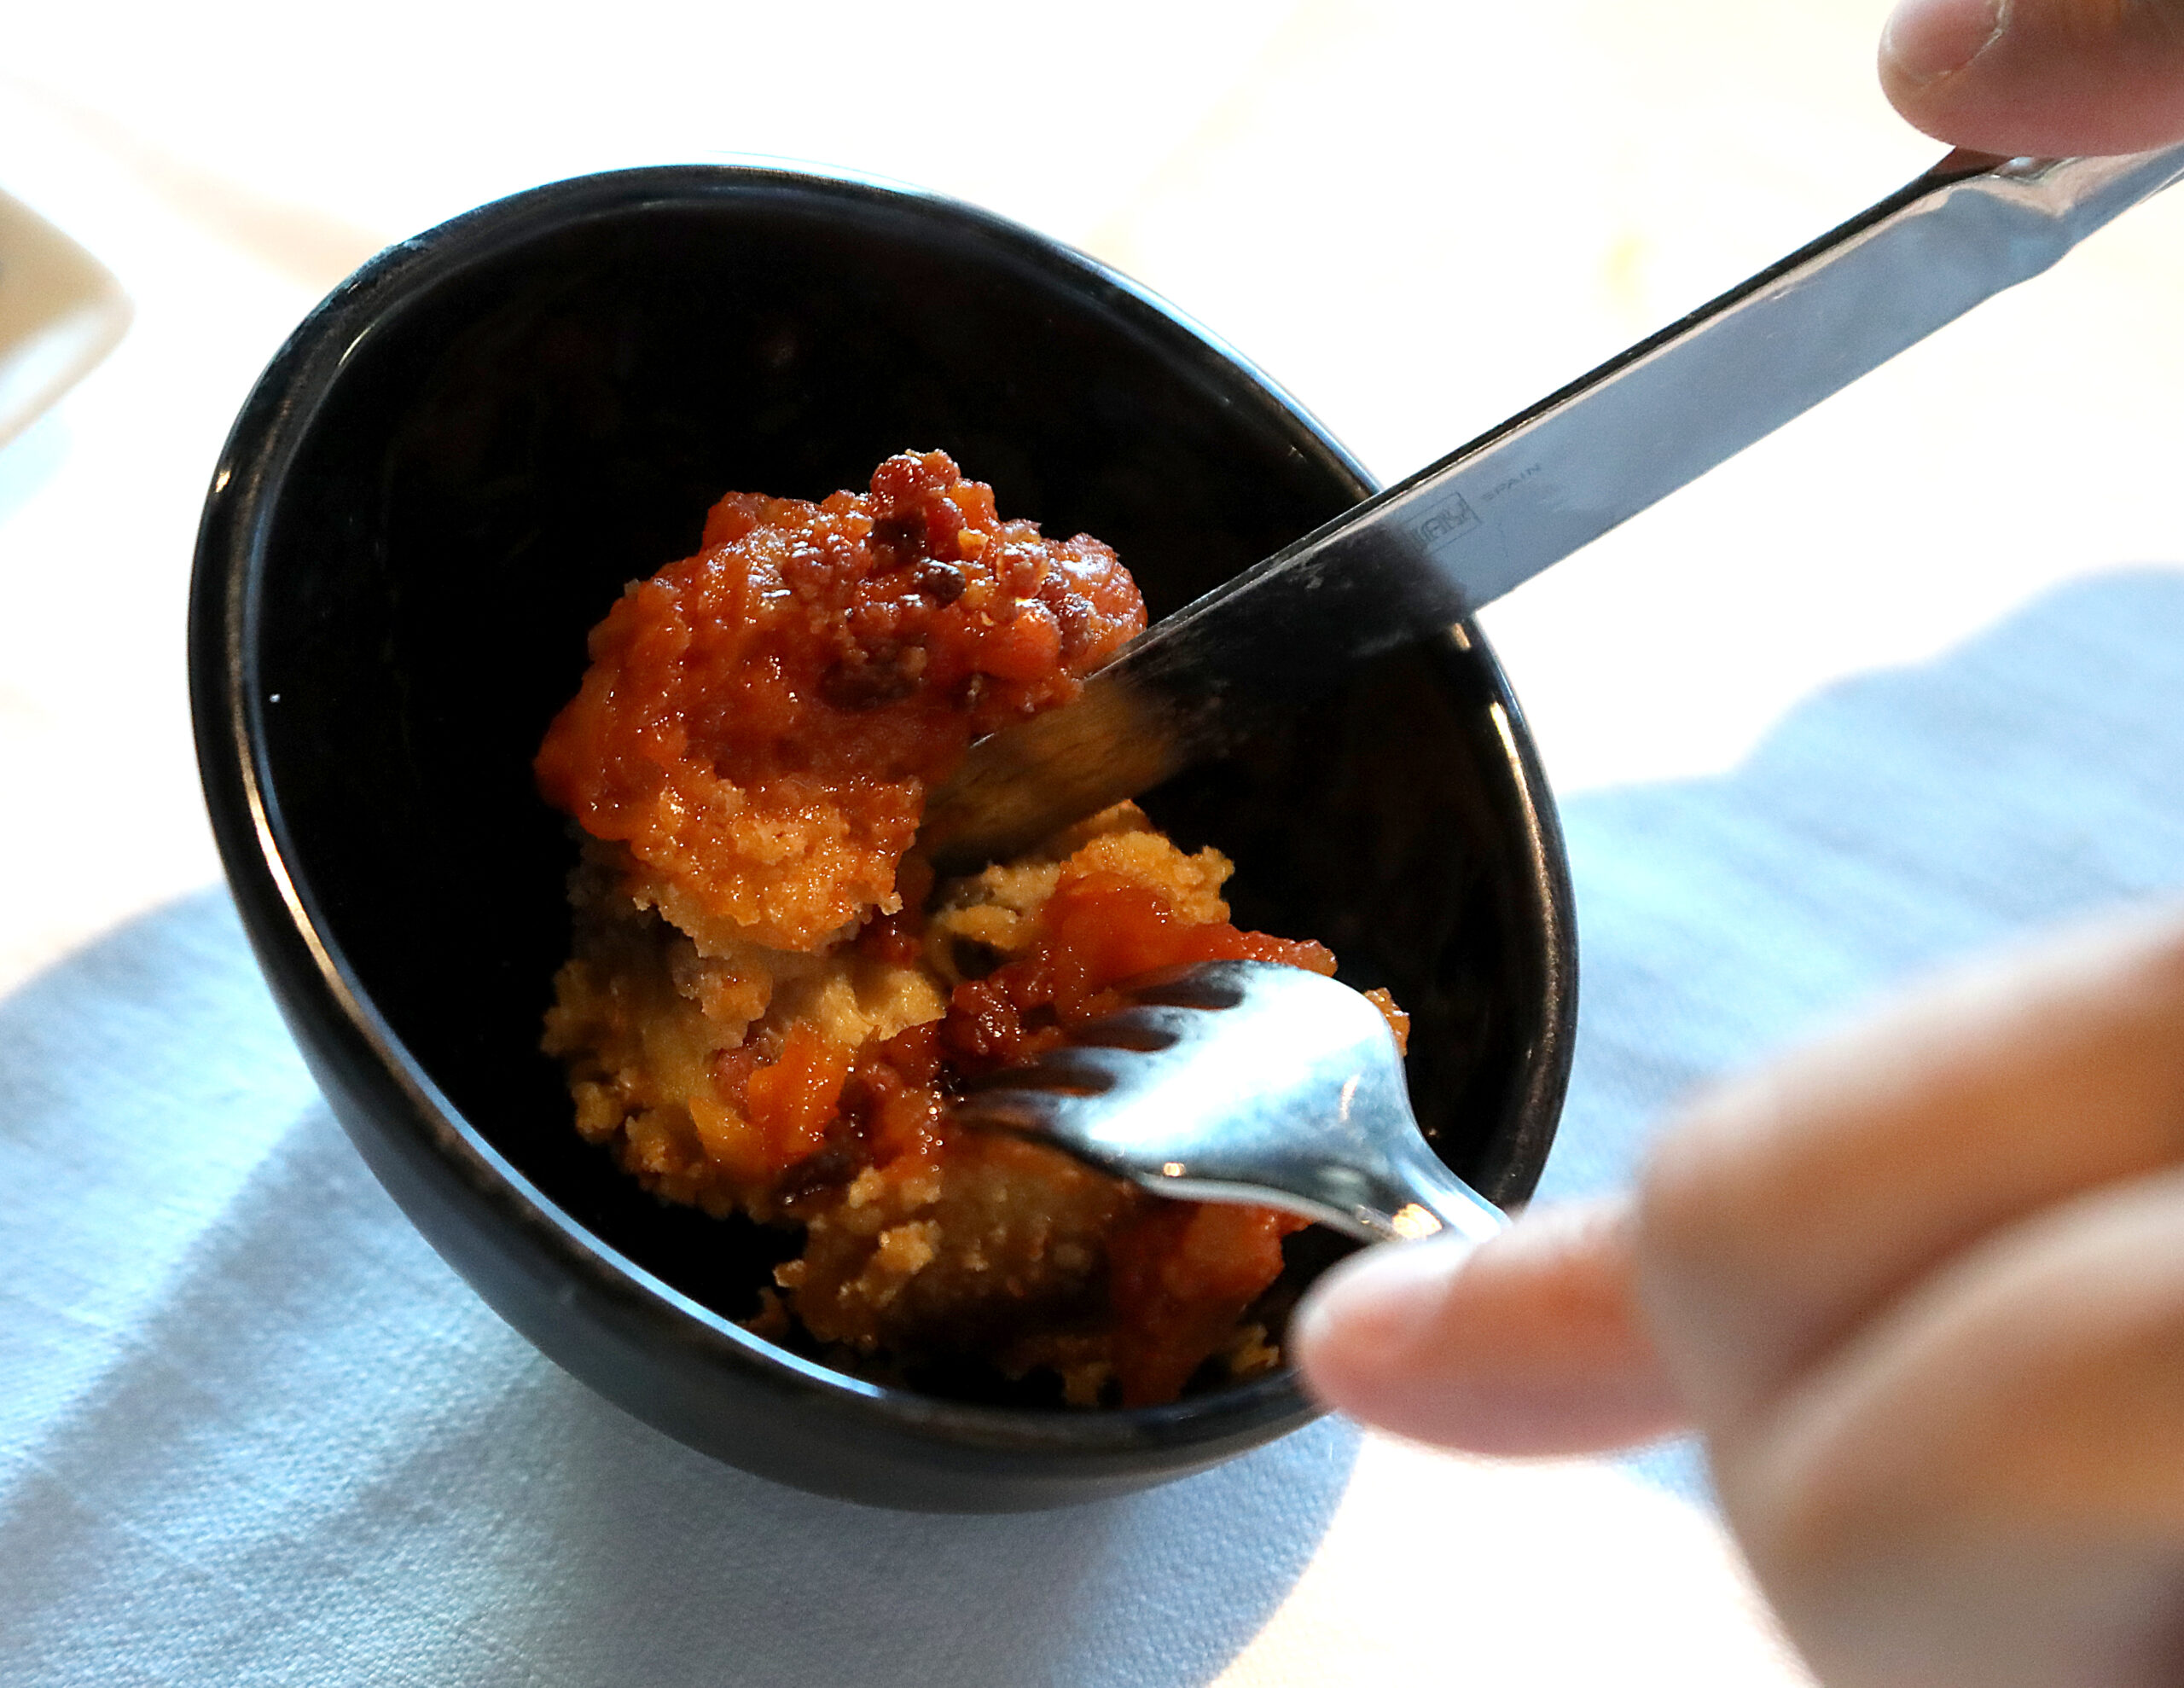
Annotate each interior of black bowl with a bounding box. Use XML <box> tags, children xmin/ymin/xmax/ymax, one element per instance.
<box><xmin>241</xmin><ymin>167</ymin><xmax>1570</xmax><ymax>1407</ymax></box>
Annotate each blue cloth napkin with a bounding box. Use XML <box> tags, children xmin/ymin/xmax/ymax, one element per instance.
<box><xmin>1541</xmin><ymin>566</ymin><xmax>2184</xmax><ymax>1498</ymax></box>
<box><xmin>1541</xmin><ymin>565</ymin><xmax>2184</xmax><ymax>1205</ymax></box>
<box><xmin>4</xmin><ymin>568</ymin><xmax>2181</xmax><ymax>1685</ymax></box>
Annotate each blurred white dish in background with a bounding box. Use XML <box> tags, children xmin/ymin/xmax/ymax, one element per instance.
<box><xmin>0</xmin><ymin>188</ymin><xmax>130</xmax><ymax>450</ymax></box>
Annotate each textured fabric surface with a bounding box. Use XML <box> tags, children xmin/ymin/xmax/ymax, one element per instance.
<box><xmin>1540</xmin><ymin>567</ymin><xmax>2184</xmax><ymax>1498</ymax></box>
<box><xmin>3</xmin><ymin>569</ymin><xmax>2181</xmax><ymax>1683</ymax></box>
<box><xmin>1542</xmin><ymin>566</ymin><xmax>2184</xmax><ymax>1205</ymax></box>
<box><xmin>0</xmin><ymin>900</ymin><xmax>1358</xmax><ymax>1688</ymax></box>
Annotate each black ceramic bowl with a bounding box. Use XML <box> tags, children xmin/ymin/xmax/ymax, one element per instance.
<box><xmin>189</xmin><ymin>164</ymin><xmax>1576</xmax><ymax>1512</ymax></box>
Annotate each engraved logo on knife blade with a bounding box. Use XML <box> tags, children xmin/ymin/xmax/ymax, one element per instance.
<box><xmin>1412</xmin><ymin>494</ymin><xmax>1482</xmax><ymax>553</ymax></box>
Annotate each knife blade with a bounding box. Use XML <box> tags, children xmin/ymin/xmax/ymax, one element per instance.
<box><xmin>919</xmin><ymin>143</ymin><xmax>2184</xmax><ymax>874</ymax></box>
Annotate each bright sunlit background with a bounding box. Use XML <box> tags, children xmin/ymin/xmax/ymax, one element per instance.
<box><xmin>8</xmin><ymin>0</ymin><xmax>2184</xmax><ymax>981</ymax></box>
<box><xmin>6</xmin><ymin>0</ymin><xmax>2181</xmax><ymax>993</ymax></box>
<box><xmin>4</xmin><ymin>3</ymin><xmax>2180</xmax><ymax>1678</ymax></box>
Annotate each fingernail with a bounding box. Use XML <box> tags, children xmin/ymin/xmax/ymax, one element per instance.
<box><xmin>1881</xmin><ymin>0</ymin><xmax>2005</xmax><ymax>85</ymax></box>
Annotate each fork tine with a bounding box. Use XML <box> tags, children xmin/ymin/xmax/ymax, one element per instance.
<box><xmin>1066</xmin><ymin>1005</ymin><xmax>1193</xmax><ymax>1051</ymax></box>
<box><xmin>960</xmin><ymin>1061</ymin><xmax>1114</xmax><ymax>1098</ymax></box>
<box><xmin>954</xmin><ymin>960</ymin><xmax>1506</xmax><ymax>1247</ymax></box>
<box><xmin>959</xmin><ymin>1042</ymin><xmax>1150</xmax><ymax>1097</ymax></box>
<box><xmin>1112</xmin><ymin>965</ymin><xmax>1249</xmax><ymax>1011</ymax></box>
<box><xmin>951</xmin><ymin>1086</ymin><xmax>1091</xmax><ymax>1134</ymax></box>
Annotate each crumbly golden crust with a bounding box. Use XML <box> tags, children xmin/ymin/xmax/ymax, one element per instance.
<box><xmin>537</xmin><ymin>454</ymin><xmax>1380</xmax><ymax>1404</ymax></box>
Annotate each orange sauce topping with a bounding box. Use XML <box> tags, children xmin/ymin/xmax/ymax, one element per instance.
<box><xmin>851</xmin><ymin>853</ymin><xmax>1334</xmax><ymax>1402</ymax></box>
<box><xmin>537</xmin><ymin>450</ymin><xmax>1144</xmax><ymax>949</ymax></box>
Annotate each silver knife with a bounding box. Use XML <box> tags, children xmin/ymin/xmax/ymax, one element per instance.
<box><xmin>920</xmin><ymin>144</ymin><xmax>2184</xmax><ymax>873</ymax></box>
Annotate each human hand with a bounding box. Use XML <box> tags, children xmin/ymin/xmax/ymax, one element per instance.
<box><xmin>1879</xmin><ymin>0</ymin><xmax>2184</xmax><ymax>156</ymax></box>
<box><xmin>1292</xmin><ymin>908</ymin><xmax>2184</xmax><ymax>1688</ymax></box>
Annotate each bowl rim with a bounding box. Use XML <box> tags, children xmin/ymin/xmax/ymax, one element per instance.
<box><xmin>188</xmin><ymin>160</ymin><xmax>1577</xmax><ymax>1463</ymax></box>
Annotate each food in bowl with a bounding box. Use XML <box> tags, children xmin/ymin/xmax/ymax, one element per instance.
<box><xmin>535</xmin><ymin>450</ymin><xmax>1406</xmax><ymax>1406</ymax></box>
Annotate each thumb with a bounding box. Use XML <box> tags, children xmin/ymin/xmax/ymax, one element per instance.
<box><xmin>1289</xmin><ymin>1198</ymin><xmax>1686</xmax><ymax>1455</ymax></box>
<box><xmin>1880</xmin><ymin>0</ymin><xmax>2184</xmax><ymax>156</ymax></box>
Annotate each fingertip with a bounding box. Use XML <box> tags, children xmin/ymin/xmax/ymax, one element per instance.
<box><xmin>1880</xmin><ymin>0</ymin><xmax>2184</xmax><ymax>156</ymax></box>
<box><xmin>1291</xmin><ymin>1232</ymin><xmax>1477</xmax><ymax>1414</ymax></box>
<box><xmin>1292</xmin><ymin>1200</ymin><xmax>1686</xmax><ymax>1456</ymax></box>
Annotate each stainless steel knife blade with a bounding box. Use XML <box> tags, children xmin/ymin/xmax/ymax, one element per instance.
<box><xmin>919</xmin><ymin>144</ymin><xmax>2184</xmax><ymax>874</ymax></box>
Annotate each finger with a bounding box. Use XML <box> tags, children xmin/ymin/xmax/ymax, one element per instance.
<box><xmin>1722</xmin><ymin>1167</ymin><xmax>2184</xmax><ymax>1688</ymax></box>
<box><xmin>1290</xmin><ymin>1198</ymin><xmax>1685</xmax><ymax>1454</ymax></box>
<box><xmin>1880</xmin><ymin>0</ymin><xmax>2184</xmax><ymax>157</ymax></box>
<box><xmin>1636</xmin><ymin>904</ymin><xmax>2184</xmax><ymax>1430</ymax></box>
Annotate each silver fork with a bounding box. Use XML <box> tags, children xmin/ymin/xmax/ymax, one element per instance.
<box><xmin>953</xmin><ymin>960</ymin><xmax>1504</xmax><ymax>1245</ymax></box>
